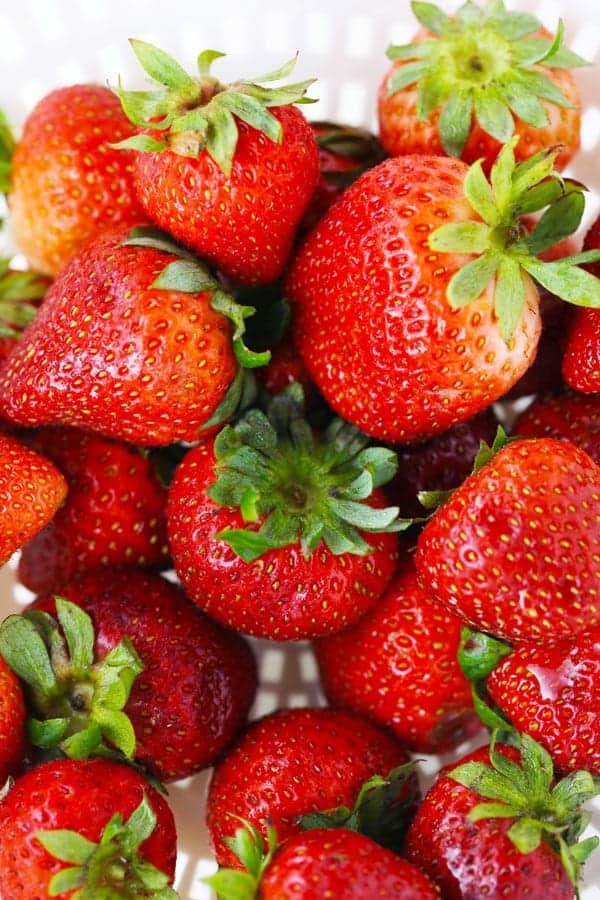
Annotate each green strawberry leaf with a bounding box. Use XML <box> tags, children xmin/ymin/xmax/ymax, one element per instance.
<box><xmin>458</xmin><ymin>627</ymin><xmax>512</xmax><ymax>682</ymax></box>
<box><xmin>129</xmin><ymin>39</ymin><xmax>195</xmax><ymax>90</ymax></box>
<box><xmin>36</xmin><ymin>830</ymin><xmax>96</xmax><ymax>864</ymax></box>
<box><xmin>438</xmin><ymin>90</ymin><xmax>473</xmax><ymax>157</ymax></box>
<box><xmin>55</xmin><ymin>599</ymin><xmax>95</xmax><ymax>672</ymax></box>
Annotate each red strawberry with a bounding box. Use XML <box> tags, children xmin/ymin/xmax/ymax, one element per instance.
<box><xmin>487</xmin><ymin>627</ymin><xmax>600</xmax><ymax>775</ymax></box>
<box><xmin>167</xmin><ymin>389</ymin><xmax>402</xmax><ymax>640</ymax></box>
<box><xmin>404</xmin><ymin>738</ymin><xmax>598</xmax><ymax>897</ymax></box>
<box><xmin>0</xmin><ymin>430</ymin><xmax>67</xmax><ymax>565</ymax></box>
<box><xmin>0</xmin><ymin>756</ymin><xmax>177</xmax><ymax>898</ymax></box>
<box><xmin>0</xmin><ymin>224</ymin><xmax>267</xmax><ymax>445</ymax></box>
<box><xmin>286</xmin><ymin>141</ymin><xmax>599</xmax><ymax>444</ymax></box>
<box><xmin>377</xmin><ymin>4</ymin><xmax>583</xmax><ymax>172</ymax></box>
<box><xmin>0</xmin><ymin>260</ymin><xmax>49</xmax><ymax>364</ymax></box>
<box><xmin>256</xmin><ymin>337</ymin><xmax>316</xmax><ymax>401</ymax></box>
<box><xmin>17</xmin><ymin>426</ymin><xmax>170</xmax><ymax>595</ymax></box>
<box><xmin>514</xmin><ymin>391</ymin><xmax>600</xmax><ymax>464</ymax></box>
<box><xmin>115</xmin><ymin>42</ymin><xmax>319</xmax><ymax>285</ymax></box>
<box><xmin>314</xmin><ymin>555</ymin><xmax>481</xmax><ymax>754</ymax></box>
<box><xmin>8</xmin><ymin>84</ymin><xmax>145</xmax><ymax>277</ymax></box>
<box><xmin>0</xmin><ymin>655</ymin><xmax>27</xmax><ymax>783</ymax></box>
<box><xmin>563</xmin><ymin>213</ymin><xmax>600</xmax><ymax>393</ymax></box>
<box><xmin>206</xmin><ymin>706</ymin><xmax>416</xmax><ymax>868</ymax></box>
<box><xmin>0</xmin><ymin>566</ymin><xmax>257</xmax><ymax>781</ymax></box>
<box><xmin>415</xmin><ymin>436</ymin><xmax>600</xmax><ymax>643</ymax></box>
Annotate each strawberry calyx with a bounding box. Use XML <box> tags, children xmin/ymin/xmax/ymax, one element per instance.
<box><xmin>204</xmin><ymin>817</ymin><xmax>277</xmax><ymax>900</ymax></box>
<box><xmin>0</xmin><ymin>599</ymin><xmax>143</xmax><ymax>761</ymax></box>
<box><xmin>449</xmin><ymin>730</ymin><xmax>600</xmax><ymax>895</ymax></box>
<box><xmin>114</xmin><ymin>41</ymin><xmax>315</xmax><ymax>175</ymax></box>
<box><xmin>208</xmin><ymin>383</ymin><xmax>411</xmax><ymax>562</ymax></box>
<box><xmin>36</xmin><ymin>793</ymin><xmax>178</xmax><ymax>898</ymax></box>
<box><xmin>0</xmin><ymin>109</ymin><xmax>14</xmax><ymax>196</ymax></box>
<box><xmin>387</xmin><ymin>0</ymin><xmax>587</xmax><ymax>158</ymax></box>
<box><xmin>0</xmin><ymin>258</ymin><xmax>48</xmax><ymax>338</ymax></box>
<box><xmin>429</xmin><ymin>139</ymin><xmax>600</xmax><ymax>340</ymax></box>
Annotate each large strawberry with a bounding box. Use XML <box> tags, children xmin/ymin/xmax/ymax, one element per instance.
<box><xmin>114</xmin><ymin>41</ymin><xmax>319</xmax><ymax>284</ymax></box>
<box><xmin>0</xmin><ymin>655</ymin><xmax>27</xmax><ymax>783</ymax></box>
<box><xmin>378</xmin><ymin>1</ymin><xmax>583</xmax><ymax>172</ymax></box>
<box><xmin>563</xmin><ymin>212</ymin><xmax>600</xmax><ymax>393</ymax></box>
<box><xmin>167</xmin><ymin>387</ymin><xmax>404</xmax><ymax>640</ymax></box>
<box><xmin>0</xmin><ymin>430</ymin><xmax>67</xmax><ymax>565</ymax></box>
<box><xmin>0</xmin><ymin>566</ymin><xmax>257</xmax><ymax>781</ymax></box>
<box><xmin>286</xmin><ymin>140</ymin><xmax>600</xmax><ymax>444</ymax></box>
<box><xmin>0</xmin><ymin>224</ymin><xmax>268</xmax><ymax>445</ymax></box>
<box><xmin>415</xmin><ymin>435</ymin><xmax>600</xmax><ymax>643</ymax></box>
<box><xmin>514</xmin><ymin>391</ymin><xmax>600</xmax><ymax>464</ymax></box>
<box><xmin>0</xmin><ymin>756</ymin><xmax>177</xmax><ymax>898</ymax></box>
<box><xmin>8</xmin><ymin>84</ymin><xmax>145</xmax><ymax>277</ymax></box>
<box><xmin>17</xmin><ymin>426</ymin><xmax>170</xmax><ymax>595</ymax></box>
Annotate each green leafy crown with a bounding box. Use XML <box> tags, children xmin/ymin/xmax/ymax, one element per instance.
<box><xmin>0</xmin><ymin>258</ymin><xmax>48</xmax><ymax>338</ymax></box>
<box><xmin>387</xmin><ymin>0</ymin><xmax>587</xmax><ymax>157</ymax></box>
<box><xmin>0</xmin><ymin>109</ymin><xmax>14</xmax><ymax>196</ymax></box>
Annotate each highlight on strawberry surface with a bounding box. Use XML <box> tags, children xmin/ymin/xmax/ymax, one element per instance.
<box><xmin>0</xmin><ymin>0</ymin><xmax>599</xmax><ymax>897</ymax></box>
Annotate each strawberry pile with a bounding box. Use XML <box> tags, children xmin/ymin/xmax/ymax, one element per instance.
<box><xmin>0</xmin><ymin>1</ymin><xmax>599</xmax><ymax>897</ymax></box>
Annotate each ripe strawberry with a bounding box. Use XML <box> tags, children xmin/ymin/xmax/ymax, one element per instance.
<box><xmin>314</xmin><ymin>555</ymin><xmax>481</xmax><ymax>754</ymax></box>
<box><xmin>562</xmin><ymin>213</ymin><xmax>600</xmax><ymax>393</ymax></box>
<box><xmin>167</xmin><ymin>388</ymin><xmax>403</xmax><ymax>640</ymax></box>
<box><xmin>206</xmin><ymin>706</ymin><xmax>416</xmax><ymax>868</ymax></box>
<box><xmin>514</xmin><ymin>391</ymin><xmax>600</xmax><ymax>464</ymax></box>
<box><xmin>0</xmin><ymin>430</ymin><xmax>67</xmax><ymax>566</ymax></box>
<box><xmin>115</xmin><ymin>41</ymin><xmax>319</xmax><ymax>284</ymax></box>
<box><xmin>404</xmin><ymin>738</ymin><xmax>598</xmax><ymax>897</ymax></box>
<box><xmin>0</xmin><ymin>655</ymin><xmax>27</xmax><ymax>783</ymax></box>
<box><xmin>0</xmin><ymin>260</ymin><xmax>49</xmax><ymax>363</ymax></box>
<box><xmin>0</xmin><ymin>566</ymin><xmax>257</xmax><ymax>781</ymax></box>
<box><xmin>8</xmin><ymin>84</ymin><xmax>145</xmax><ymax>277</ymax></box>
<box><xmin>17</xmin><ymin>426</ymin><xmax>170</xmax><ymax>595</ymax></box>
<box><xmin>0</xmin><ymin>224</ymin><xmax>267</xmax><ymax>445</ymax></box>
<box><xmin>0</xmin><ymin>756</ymin><xmax>177</xmax><ymax>898</ymax></box>
<box><xmin>286</xmin><ymin>140</ymin><xmax>600</xmax><ymax>444</ymax></box>
<box><xmin>378</xmin><ymin>2</ymin><xmax>583</xmax><ymax>172</ymax></box>
<box><xmin>256</xmin><ymin>337</ymin><xmax>316</xmax><ymax>401</ymax></box>
<box><xmin>415</xmin><ymin>436</ymin><xmax>600</xmax><ymax>643</ymax></box>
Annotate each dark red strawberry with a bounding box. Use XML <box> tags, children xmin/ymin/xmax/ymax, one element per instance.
<box><xmin>314</xmin><ymin>555</ymin><xmax>481</xmax><ymax>754</ymax></box>
<box><xmin>0</xmin><ymin>566</ymin><xmax>257</xmax><ymax>781</ymax></box>
<box><xmin>563</xmin><ymin>212</ymin><xmax>600</xmax><ymax>393</ymax></box>
<box><xmin>0</xmin><ymin>655</ymin><xmax>27</xmax><ymax>783</ymax></box>
<box><xmin>8</xmin><ymin>84</ymin><xmax>145</xmax><ymax>277</ymax></box>
<box><xmin>256</xmin><ymin>337</ymin><xmax>315</xmax><ymax>401</ymax></box>
<box><xmin>17</xmin><ymin>426</ymin><xmax>170</xmax><ymax>594</ymax></box>
<box><xmin>0</xmin><ymin>756</ymin><xmax>177</xmax><ymax>898</ymax></box>
<box><xmin>514</xmin><ymin>391</ymin><xmax>600</xmax><ymax>464</ymax></box>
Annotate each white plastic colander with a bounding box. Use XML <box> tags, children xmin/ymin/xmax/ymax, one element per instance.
<box><xmin>1</xmin><ymin>0</ymin><xmax>599</xmax><ymax>897</ymax></box>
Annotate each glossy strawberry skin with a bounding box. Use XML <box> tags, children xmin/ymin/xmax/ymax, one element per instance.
<box><xmin>28</xmin><ymin>566</ymin><xmax>257</xmax><ymax>781</ymax></box>
<box><xmin>314</xmin><ymin>557</ymin><xmax>480</xmax><ymax>754</ymax></box>
<box><xmin>260</xmin><ymin>828</ymin><xmax>440</xmax><ymax>899</ymax></box>
<box><xmin>132</xmin><ymin>105</ymin><xmax>319</xmax><ymax>285</ymax></box>
<box><xmin>9</xmin><ymin>85</ymin><xmax>145</xmax><ymax>277</ymax></box>
<box><xmin>0</xmin><ymin>226</ymin><xmax>236</xmax><ymax>445</ymax></box>
<box><xmin>206</xmin><ymin>707</ymin><xmax>414</xmax><ymax>868</ymax></box>
<box><xmin>286</xmin><ymin>155</ymin><xmax>540</xmax><ymax>444</ymax></box>
<box><xmin>167</xmin><ymin>439</ymin><xmax>399</xmax><ymax>640</ymax></box>
<box><xmin>404</xmin><ymin>745</ymin><xmax>572</xmax><ymax>899</ymax></box>
<box><xmin>0</xmin><ymin>757</ymin><xmax>177</xmax><ymax>899</ymax></box>
<box><xmin>17</xmin><ymin>426</ymin><xmax>170</xmax><ymax>595</ymax></box>
<box><xmin>0</xmin><ymin>656</ymin><xmax>28</xmax><ymax>783</ymax></box>
<box><xmin>0</xmin><ymin>431</ymin><xmax>67</xmax><ymax>566</ymax></box>
<box><xmin>487</xmin><ymin>628</ymin><xmax>600</xmax><ymax>775</ymax></box>
<box><xmin>415</xmin><ymin>437</ymin><xmax>600</xmax><ymax>643</ymax></box>
<box><xmin>563</xmin><ymin>214</ymin><xmax>600</xmax><ymax>393</ymax></box>
<box><xmin>514</xmin><ymin>392</ymin><xmax>600</xmax><ymax>465</ymax></box>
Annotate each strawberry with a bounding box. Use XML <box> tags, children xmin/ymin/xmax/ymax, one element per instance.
<box><xmin>0</xmin><ymin>655</ymin><xmax>27</xmax><ymax>783</ymax></box>
<box><xmin>378</xmin><ymin>2</ymin><xmax>583</xmax><ymax>172</ymax></box>
<box><xmin>0</xmin><ymin>566</ymin><xmax>257</xmax><ymax>781</ymax></box>
<box><xmin>286</xmin><ymin>139</ymin><xmax>600</xmax><ymax>444</ymax></box>
<box><xmin>17</xmin><ymin>426</ymin><xmax>170</xmax><ymax>595</ymax></box>
<box><xmin>313</xmin><ymin>554</ymin><xmax>481</xmax><ymax>754</ymax></box>
<box><xmin>514</xmin><ymin>391</ymin><xmax>600</xmax><ymax>464</ymax></box>
<box><xmin>415</xmin><ymin>435</ymin><xmax>600</xmax><ymax>643</ymax></box>
<box><xmin>8</xmin><ymin>84</ymin><xmax>145</xmax><ymax>277</ymax></box>
<box><xmin>206</xmin><ymin>706</ymin><xmax>416</xmax><ymax>868</ymax></box>
<box><xmin>114</xmin><ymin>42</ymin><xmax>319</xmax><ymax>284</ymax></box>
<box><xmin>256</xmin><ymin>337</ymin><xmax>316</xmax><ymax>401</ymax></box>
<box><xmin>404</xmin><ymin>737</ymin><xmax>599</xmax><ymax>897</ymax></box>
<box><xmin>562</xmin><ymin>213</ymin><xmax>600</xmax><ymax>393</ymax></box>
<box><xmin>0</xmin><ymin>430</ymin><xmax>67</xmax><ymax>566</ymax></box>
<box><xmin>0</xmin><ymin>224</ymin><xmax>268</xmax><ymax>445</ymax></box>
<box><xmin>0</xmin><ymin>756</ymin><xmax>177</xmax><ymax>898</ymax></box>
<box><xmin>167</xmin><ymin>387</ymin><xmax>403</xmax><ymax>640</ymax></box>
<box><xmin>0</xmin><ymin>259</ymin><xmax>49</xmax><ymax>364</ymax></box>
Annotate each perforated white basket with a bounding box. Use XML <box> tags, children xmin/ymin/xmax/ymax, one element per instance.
<box><xmin>1</xmin><ymin>1</ymin><xmax>600</xmax><ymax>897</ymax></box>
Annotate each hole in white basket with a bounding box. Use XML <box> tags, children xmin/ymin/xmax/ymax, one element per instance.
<box><xmin>253</xmin><ymin>690</ymin><xmax>279</xmax><ymax>718</ymax></box>
<box><xmin>299</xmin><ymin>648</ymin><xmax>319</xmax><ymax>681</ymax></box>
<box><xmin>260</xmin><ymin>648</ymin><xmax>285</xmax><ymax>681</ymax></box>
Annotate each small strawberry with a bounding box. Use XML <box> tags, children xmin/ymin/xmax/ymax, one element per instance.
<box><xmin>167</xmin><ymin>387</ymin><xmax>404</xmax><ymax>640</ymax></box>
<box><xmin>286</xmin><ymin>139</ymin><xmax>600</xmax><ymax>443</ymax></box>
<box><xmin>0</xmin><ymin>224</ymin><xmax>268</xmax><ymax>445</ymax></box>
<box><xmin>206</xmin><ymin>706</ymin><xmax>416</xmax><ymax>868</ymax></box>
<box><xmin>415</xmin><ymin>435</ymin><xmax>600</xmax><ymax>643</ymax></box>
<box><xmin>17</xmin><ymin>426</ymin><xmax>170</xmax><ymax>595</ymax></box>
<box><xmin>0</xmin><ymin>655</ymin><xmax>27</xmax><ymax>783</ymax></box>
<box><xmin>314</xmin><ymin>554</ymin><xmax>481</xmax><ymax>754</ymax></box>
<box><xmin>0</xmin><ymin>566</ymin><xmax>257</xmax><ymax>781</ymax></box>
<box><xmin>562</xmin><ymin>212</ymin><xmax>600</xmax><ymax>393</ymax></box>
<box><xmin>8</xmin><ymin>84</ymin><xmax>145</xmax><ymax>277</ymax></box>
<box><xmin>114</xmin><ymin>41</ymin><xmax>319</xmax><ymax>284</ymax></box>
<box><xmin>378</xmin><ymin>1</ymin><xmax>583</xmax><ymax>172</ymax></box>
<box><xmin>0</xmin><ymin>430</ymin><xmax>67</xmax><ymax>566</ymax></box>
<box><xmin>0</xmin><ymin>259</ymin><xmax>49</xmax><ymax>363</ymax></box>
<box><xmin>514</xmin><ymin>391</ymin><xmax>600</xmax><ymax>464</ymax></box>
<box><xmin>0</xmin><ymin>756</ymin><xmax>177</xmax><ymax>898</ymax></box>
<box><xmin>404</xmin><ymin>737</ymin><xmax>599</xmax><ymax>897</ymax></box>
<box><xmin>256</xmin><ymin>337</ymin><xmax>316</xmax><ymax>401</ymax></box>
